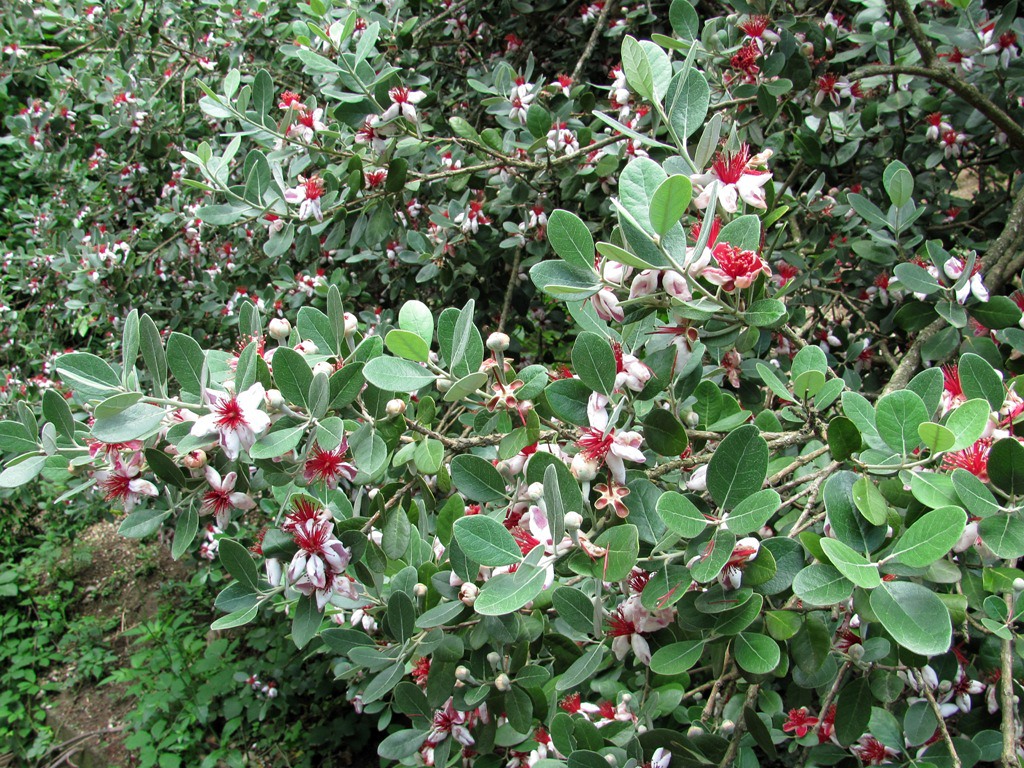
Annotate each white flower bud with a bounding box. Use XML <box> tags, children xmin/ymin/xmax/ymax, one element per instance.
<box><xmin>386</xmin><ymin>398</ymin><xmax>407</xmax><ymax>416</ymax></box>
<box><xmin>268</xmin><ymin>318</ymin><xmax>291</xmax><ymax>341</ymax></box>
<box><xmin>486</xmin><ymin>652</ymin><xmax>502</xmax><ymax>668</ymax></box>
<box><xmin>312</xmin><ymin>361</ymin><xmax>334</xmax><ymax>377</ymax></box>
<box><xmin>494</xmin><ymin>673</ymin><xmax>512</xmax><ymax>691</ymax></box>
<box><xmin>183</xmin><ymin>449</ymin><xmax>207</xmax><ymax>469</ymax></box>
<box><xmin>265</xmin><ymin>388</ymin><xmax>285</xmax><ymax>410</ymax></box>
<box><xmin>295</xmin><ymin>340</ymin><xmax>318</xmax><ymax>355</ymax></box>
<box><xmin>455</xmin><ymin>666</ymin><xmax>473</xmax><ymax>682</ymax></box>
<box><xmin>848</xmin><ymin>643</ymin><xmax>864</xmax><ymax>660</ymax></box>
<box><xmin>527</xmin><ymin>482</ymin><xmax>545</xmax><ymax>502</ymax></box>
<box><xmin>487</xmin><ymin>332</ymin><xmax>510</xmax><ymax>352</ymax></box>
<box><xmin>1014</xmin><ymin>577</ymin><xmax>1024</xmax><ymax>592</ymax></box>
<box><xmin>564</xmin><ymin>511</ymin><xmax>584</xmax><ymax>530</ymax></box>
<box><xmin>720</xmin><ymin>720</ymin><xmax>735</xmax><ymax>735</ymax></box>
<box><xmin>459</xmin><ymin>583</ymin><xmax>479</xmax><ymax>606</ymax></box>
<box><xmin>413</xmin><ymin>583</ymin><xmax>427</xmax><ymax>597</ymax></box>
<box><xmin>686</xmin><ymin>464</ymin><xmax>708</xmax><ymax>492</ymax></box>
<box><xmin>343</xmin><ymin>312</ymin><xmax>358</xmax><ymax>336</ymax></box>
<box><xmin>571</xmin><ymin>452</ymin><xmax>600</xmax><ymax>482</ymax></box>
<box><xmin>436</xmin><ymin>377</ymin><xmax>452</xmax><ymax>393</ymax></box>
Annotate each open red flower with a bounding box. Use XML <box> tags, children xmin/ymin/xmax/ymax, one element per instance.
<box><xmin>783</xmin><ymin>707</ymin><xmax>819</xmax><ymax>738</ymax></box>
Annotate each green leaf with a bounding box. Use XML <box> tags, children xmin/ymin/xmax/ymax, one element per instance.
<box><xmin>909</xmin><ymin>471</ymin><xmax>958</xmax><ymax>508</ymax></box>
<box><xmin>530</xmin><ymin>260</ymin><xmax>601</xmax><ymax>301</ymax></box>
<box><xmin>298</xmin><ymin>306</ymin><xmax>340</xmax><ymax>357</ymax></box>
<box><xmin>572</xmin><ymin>332</ymin><xmax>616</xmax><ymax>396</ymax></box>
<box><xmin>642</xmin><ymin>408</ymin><xmax>688</xmax><ymax>456</ymax></box>
<box><xmin>621</xmin><ymin>35</ymin><xmax>654</xmax><ymax>100</ymax></box>
<box><xmin>292</xmin><ymin>593</ymin><xmax>322</xmax><ymax>649</ymax></box>
<box><xmin>55</xmin><ymin>352</ymin><xmax>122</xmax><ymax>400</ymax></box>
<box><xmin>649</xmin><ymin>640</ymin><xmax>704</xmax><ymax>675</ymax></box>
<box><xmin>946</xmin><ymin>399</ymin><xmax>991</xmax><ymax>451</ymax></box>
<box><xmin>443</xmin><ymin>372</ymin><xmax>488</xmax><ymax>402</ymax></box>
<box><xmin>958</xmin><ymin>353</ymin><xmax>1004</xmax><ymax>410</ymax></box>
<box><xmin>526</xmin><ymin>103</ymin><xmax>551</xmax><ymax>139</ymax></box>
<box><xmin>951</xmin><ymin>468</ymin><xmax>999</xmax><ymax>518</ymax></box>
<box><xmin>978</xmin><ymin>515</ymin><xmax>1024</xmax><ymax>558</ymax></box>
<box><xmin>595</xmin><ymin>524</ymin><xmax>639</xmax><ymax>581</ymax></box>
<box><xmin>553</xmin><ymin>588</ymin><xmax>596</xmax><ymax>635</ymax></box>
<box><xmin>875</xmin><ymin>390</ymin><xmax>928</xmax><ymax>455</ymax></box>
<box><xmin>547</xmin><ymin>210</ymin><xmax>596</xmax><ymax>271</ymax></box>
<box><xmin>140</xmin><ymin>314</ymin><xmax>167</xmax><ymax>396</ymax></box>
<box><xmin>413</xmin><ymin>439</ymin><xmax>444</xmax><ymax>475</ymax></box>
<box><xmin>543</xmin><ymin>378</ymin><xmax>592</xmax><ymax>426</ymax></box>
<box><xmin>893</xmin><ymin>262</ymin><xmax>940</xmax><ymax>295</ymax></box>
<box><xmin>841</xmin><ymin>391</ymin><xmax>882</xmax><ymax>448</ymax></box>
<box><xmin>218</xmin><ymin>538</ymin><xmax>260</xmax><ymax>592</ymax></box>
<box><xmin>474</xmin><ymin>564</ymin><xmax>548</xmax><ymax>615</ymax></box>
<box><xmin>918</xmin><ymin>422</ymin><xmax>955</xmax><ymax>453</ymax></box>
<box><xmin>820</xmin><ymin>538</ymin><xmax>881</xmax><ymax>589</ymax></box>
<box><xmin>718</xmin><ymin>215</ymin><xmax>761</xmax><ymax>251</ymax></box>
<box><xmin>249</xmin><ymin>423</ymin><xmax>305</xmax><ymax>459</ymax></box>
<box><xmin>665</xmin><ymin>68</ymin><xmax>710</xmax><ymax>140</ymax></box>
<box><xmin>378</xmin><ymin>730</ymin><xmax>428</xmax><ymax>761</ymax></box>
<box><xmin>385</xmin><ymin>329</ymin><xmax>430</xmax><ymax>362</ymax></box>
<box><xmin>791</xmin><ymin>345</ymin><xmax>828</xmax><ymax>377</ymax></box>
<box><xmin>92</xmin><ymin>403</ymin><xmax>167</xmax><ymax>443</ymax></box>
<box><xmin>166</xmin><ymin>332</ymin><xmax>206</xmax><ymax>396</ymax></box>
<box><xmin>273</xmin><ymin>347</ymin><xmax>313</xmax><ymax>409</ymax></box>
<box><xmin>453</xmin><ymin>515</ymin><xmax>520</xmax><ymax>566</ymax></box>
<box><xmin>744</xmin><ymin>299</ymin><xmax>787</xmax><ymax>328</ymax></box>
<box><xmin>118</xmin><ymin>508</ymin><xmax>171</xmax><ymax>539</ymax></box>
<box><xmin>882</xmin><ymin>160</ymin><xmax>914</xmax><ymax>207</ymax></box>
<box><xmin>870</xmin><ymin>581</ymin><xmax>951</xmax><ymax>656</ymax></box>
<box><xmin>210</xmin><ymin>605</ymin><xmax>259</xmax><ymax>631</ymax></box>
<box><xmin>556</xmin><ymin>645</ymin><xmax>606</xmax><ymax>691</ymax></box>
<box><xmin>42</xmin><ymin>390</ymin><xmax>75</xmax><ymax>442</ymax></box>
<box><xmin>707</xmin><ymin>425</ymin><xmax>769</xmax><ymax>509</ymax></box>
<box><xmin>756</xmin><ymin>363</ymin><xmax>794</xmax><ymax>402</ymax></box>
<box><xmin>792</xmin><ymin>563</ymin><xmax>853</xmax><ymax>606</ymax></box>
<box><xmin>892</xmin><ymin>505</ymin><xmax>962</xmax><ymax>565</ymax></box>
<box><xmin>690</xmin><ymin>528</ymin><xmax>735</xmax><ymax>583</ymax></box>
<box><xmin>825</xmin><ymin>471</ymin><xmax>887</xmax><ymax>551</ymax></box>
<box><xmin>0</xmin><ymin>455</ymin><xmax>47</xmax><ymax>489</ymax></box>
<box><xmin>852</xmin><ymin>478</ymin><xmax>890</xmax><ymax>526</ymax></box>
<box><xmin>835</xmin><ymin>678</ymin><xmax>873</xmax><ymax>746</ymax></box>
<box><xmin>656</xmin><ymin>491</ymin><xmax>707</xmax><ymax>538</ymax></box>
<box><xmin>387</xmin><ymin>591</ymin><xmax>416</xmax><ymax>642</ymax></box>
<box><xmin>669</xmin><ymin>0</ymin><xmax>699</xmax><ymax>39</ymax></box>
<box><xmin>398</xmin><ymin>300</ymin><xmax>434</xmax><ymax>346</ymax></box>
<box><xmin>828</xmin><ymin>416</ymin><xmax>861</xmax><ymax>461</ymax></box>
<box><xmin>733</xmin><ymin>632</ymin><xmax>780</xmax><ymax>674</ymax></box>
<box><xmin>0</xmin><ymin>421</ymin><xmax>36</xmax><ymax>454</ymax></box>
<box><xmin>725</xmin><ymin>489</ymin><xmax>780</xmax><ymax>536</ymax></box>
<box><xmin>362</xmin><ymin>356</ymin><xmax>436</xmax><ymax>393</ymax></box>
<box><xmin>971</xmin><ymin>295</ymin><xmax>1023</xmax><ymax>330</ymax></box>
<box><xmin>988</xmin><ymin>438</ymin><xmax>1024</xmax><ymax>495</ymax></box>
<box><xmin>171</xmin><ymin>504</ymin><xmax>199</xmax><ymax>560</ymax></box>
<box><xmin>450</xmin><ymin>454</ymin><xmax>507</xmax><ymax>503</ymax></box>
<box><xmin>415</xmin><ymin>600</ymin><xmax>466</xmax><ymax>629</ymax></box>
<box><xmin>362</xmin><ymin>662</ymin><xmax>405</xmax><ymax>705</ymax></box>
<box><xmin>649</xmin><ymin>175</ymin><xmax>692</xmax><ymax>236</ymax></box>
<box><xmin>765</xmin><ymin>610</ymin><xmax>802</xmax><ymax>641</ymax></box>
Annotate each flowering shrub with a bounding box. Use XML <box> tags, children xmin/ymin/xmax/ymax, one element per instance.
<box><xmin>4</xmin><ymin>0</ymin><xmax>1024</xmax><ymax>766</ymax></box>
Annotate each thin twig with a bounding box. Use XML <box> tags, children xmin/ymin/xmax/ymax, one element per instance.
<box><xmin>571</xmin><ymin>0</ymin><xmax>619</xmax><ymax>83</ymax></box>
<box><xmin>917</xmin><ymin>670</ymin><xmax>962</xmax><ymax>768</ymax></box>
